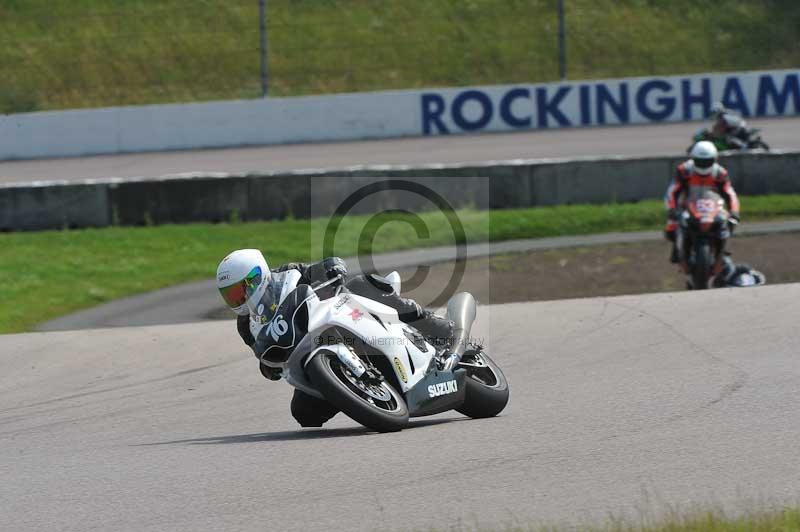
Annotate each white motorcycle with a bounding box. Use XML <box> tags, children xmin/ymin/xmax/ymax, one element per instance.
<box><xmin>254</xmin><ymin>273</ymin><xmax>509</xmax><ymax>432</ymax></box>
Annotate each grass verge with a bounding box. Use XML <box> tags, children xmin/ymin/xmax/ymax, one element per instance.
<box><xmin>2</xmin><ymin>194</ymin><xmax>800</xmax><ymax>333</ymax></box>
<box><xmin>2</xmin><ymin>0</ymin><xmax>799</xmax><ymax>111</ymax></box>
<box><xmin>624</xmin><ymin>507</ymin><xmax>800</xmax><ymax>532</ymax></box>
<box><xmin>466</xmin><ymin>506</ymin><xmax>800</xmax><ymax>531</ymax></box>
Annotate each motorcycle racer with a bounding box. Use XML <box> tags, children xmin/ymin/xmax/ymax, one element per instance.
<box><xmin>215</xmin><ymin>249</ymin><xmax>455</xmax><ymax>427</ymax></box>
<box><xmin>689</xmin><ymin>103</ymin><xmax>767</xmax><ymax>152</ymax></box>
<box><xmin>664</xmin><ymin>141</ymin><xmax>740</xmax><ymax>264</ymax></box>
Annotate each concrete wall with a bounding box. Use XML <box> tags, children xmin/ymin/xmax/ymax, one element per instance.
<box><xmin>0</xmin><ymin>182</ymin><xmax>110</xmax><ymax>231</ymax></box>
<box><xmin>2</xmin><ymin>68</ymin><xmax>799</xmax><ymax>160</ymax></box>
<box><xmin>1</xmin><ymin>150</ymin><xmax>797</xmax><ymax>232</ymax></box>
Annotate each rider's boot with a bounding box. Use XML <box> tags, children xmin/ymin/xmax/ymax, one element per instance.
<box><xmin>670</xmin><ymin>242</ymin><xmax>680</xmax><ymax>264</ymax></box>
<box><xmin>291</xmin><ymin>389</ymin><xmax>338</xmax><ymax>427</ymax></box>
<box><xmin>665</xmin><ymin>228</ymin><xmax>680</xmax><ymax>264</ymax></box>
<box><xmin>399</xmin><ymin>307</ymin><xmax>457</xmax><ymax>369</ymax></box>
<box><xmin>412</xmin><ymin>309</ymin><xmax>455</xmax><ymax>352</ymax></box>
<box><xmin>713</xmin><ymin>254</ymin><xmax>736</xmax><ymax>288</ymax></box>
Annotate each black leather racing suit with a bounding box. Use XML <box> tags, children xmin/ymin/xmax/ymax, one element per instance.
<box><xmin>236</xmin><ymin>257</ymin><xmax>454</xmax><ymax>427</ymax></box>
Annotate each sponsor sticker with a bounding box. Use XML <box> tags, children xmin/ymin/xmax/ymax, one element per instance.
<box><xmin>428</xmin><ymin>379</ymin><xmax>458</xmax><ymax>398</ymax></box>
<box><xmin>334</xmin><ymin>295</ymin><xmax>351</xmax><ymax>311</ymax></box>
<box><xmin>394</xmin><ymin>357</ymin><xmax>408</xmax><ymax>383</ymax></box>
<box><xmin>349</xmin><ymin>308</ymin><xmax>364</xmax><ymax>322</ymax></box>
<box><xmin>265</xmin><ymin>314</ymin><xmax>289</xmax><ymax>341</ymax></box>
<box><xmin>338</xmin><ymin>349</ymin><xmax>366</xmax><ymax>377</ymax></box>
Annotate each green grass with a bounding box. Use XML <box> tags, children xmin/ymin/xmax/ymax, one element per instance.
<box><xmin>2</xmin><ymin>0</ymin><xmax>799</xmax><ymax>112</ymax></box>
<box><xmin>2</xmin><ymin>195</ymin><xmax>800</xmax><ymax>334</ymax></box>
<box><xmin>619</xmin><ymin>507</ymin><xmax>800</xmax><ymax>532</ymax></box>
<box><xmin>464</xmin><ymin>506</ymin><xmax>800</xmax><ymax>531</ymax></box>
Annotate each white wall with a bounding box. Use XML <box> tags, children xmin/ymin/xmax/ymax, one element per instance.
<box><xmin>1</xmin><ymin>68</ymin><xmax>798</xmax><ymax>160</ymax></box>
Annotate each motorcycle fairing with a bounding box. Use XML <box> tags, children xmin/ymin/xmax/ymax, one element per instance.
<box><xmin>686</xmin><ymin>188</ymin><xmax>726</xmax><ymax>233</ymax></box>
<box><xmin>255</xmin><ymin>283</ymin><xmax>317</xmax><ymax>365</ymax></box>
<box><xmin>255</xmin><ymin>286</ymin><xmax>457</xmax><ymax>410</ymax></box>
<box><xmin>678</xmin><ymin>189</ymin><xmax>730</xmax><ymax>273</ymax></box>
<box><xmin>306</xmin><ymin>292</ymin><xmax>467</xmax><ymax>417</ymax></box>
<box><xmin>249</xmin><ymin>269</ymin><xmax>303</xmax><ymax>343</ymax></box>
<box><xmin>304</xmin><ymin>292</ymin><xmax>435</xmax><ymax>393</ymax></box>
<box><xmin>404</xmin><ymin>368</ymin><xmax>467</xmax><ymax>418</ymax></box>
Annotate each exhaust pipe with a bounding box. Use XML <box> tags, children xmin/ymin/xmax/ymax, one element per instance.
<box><xmin>442</xmin><ymin>292</ymin><xmax>476</xmax><ymax>370</ymax></box>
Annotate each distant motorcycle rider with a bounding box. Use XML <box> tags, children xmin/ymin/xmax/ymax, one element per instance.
<box><xmin>691</xmin><ymin>104</ymin><xmax>752</xmax><ymax>152</ymax></box>
<box><xmin>215</xmin><ymin>249</ymin><xmax>454</xmax><ymax>428</ymax></box>
<box><xmin>664</xmin><ymin>140</ymin><xmax>740</xmax><ymax>264</ymax></box>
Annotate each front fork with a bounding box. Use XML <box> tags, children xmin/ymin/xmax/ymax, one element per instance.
<box><xmin>677</xmin><ymin>228</ymin><xmax>726</xmax><ymax>276</ymax></box>
<box><xmin>676</xmin><ymin>228</ymin><xmax>690</xmax><ymax>273</ymax></box>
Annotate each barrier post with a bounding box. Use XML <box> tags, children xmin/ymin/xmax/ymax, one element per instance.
<box><xmin>259</xmin><ymin>0</ymin><xmax>268</xmax><ymax>96</ymax></box>
<box><xmin>558</xmin><ymin>0</ymin><xmax>567</xmax><ymax>80</ymax></box>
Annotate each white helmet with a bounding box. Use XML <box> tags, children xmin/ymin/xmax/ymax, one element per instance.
<box><xmin>216</xmin><ymin>249</ymin><xmax>270</xmax><ymax>316</ymax></box>
<box><xmin>689</xmin><ymin>140</ymin><xmax>718</xmax><ymax>175</ymax></box>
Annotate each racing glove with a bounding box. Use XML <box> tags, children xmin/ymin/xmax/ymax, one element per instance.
<box><xmin>301</xmin><ymin>257</ymin><xmax>347</xmax><ymax>286</ymax></box>
<box><xmin>322</xmin><ymin>257</ymin><xmax>348</xmax><ymax>283</ymax></box>
<box><xmin>259</xmin><ymin>363</ymin><xmax>282</xmax><ymax>381</ymax></box>
<box><xmin>728</xmin><ymin>212</ymin><xmax>740</xmax><ymax>234</ymax></box>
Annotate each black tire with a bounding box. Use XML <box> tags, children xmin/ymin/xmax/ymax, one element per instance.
<box><xmin>691</xmin><ymin>240</ymin><xmax>712</xmax><ymax>290</ymax></box>
<box><xmin>456</xmin><ymin>351</ymin><xmax>509</xmax><ymax>418</ymax></box>
<box><xmin>306</xmin><ymin>350</ymin><xmax>409</xmax><ymax>432</ymax></box>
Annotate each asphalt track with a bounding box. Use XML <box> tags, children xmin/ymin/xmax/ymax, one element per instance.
<box><xmin>2</xmin><ymin>116</ymin><xmax>799</xmax><ymax>184</ymax></box>
<box><xmin>2</xmin><ymin>285</ymin><xmax>799</xmax><ymax>531</ymax></box>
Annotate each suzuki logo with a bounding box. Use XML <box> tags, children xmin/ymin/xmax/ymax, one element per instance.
<box><xmin>428</xmin><ymin>379</ymin><xmax>458</xmax><ymax>398</ymax></box>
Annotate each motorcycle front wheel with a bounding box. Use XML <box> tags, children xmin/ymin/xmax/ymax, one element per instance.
<box><xmin>456</xmin><ymin>350</ymin><xmax>509</xmax><ymax>418</ymax></box>
<box><xmin>691</xmin><ymin>240</ymin><xmax>713</xmax><ymax>290</ymax></box>
<box><xmin>306</xmin><ymin>350</ymin><xmax>409</xmax><ymax>432</ymax></box>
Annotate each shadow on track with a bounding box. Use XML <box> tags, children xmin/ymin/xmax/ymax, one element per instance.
<box><xmin>137</xmin><ymin>417</ymin><xmax>464</xmax><ymax>446</ymax></box>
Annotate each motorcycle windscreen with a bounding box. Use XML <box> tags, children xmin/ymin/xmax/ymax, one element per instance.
<box><xmin>254</xmin><ymin>279</ymin><xmax>283</xmax><ymax>320</ymax></box>
<box><xmin>687</xmin><ymin>187</ymin><xmax>724</xmax><ymax>227</ymax></box>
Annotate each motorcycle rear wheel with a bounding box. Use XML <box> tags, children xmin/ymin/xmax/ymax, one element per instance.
<box><xmin>306</xmin><ymin>350</ymin><xmax>409</xmax><ymax>432</ymax></box>
<box><xmin>456</xmin><ymin>350</ymin><xmax>509</xmax><ymax>419</ymax></box>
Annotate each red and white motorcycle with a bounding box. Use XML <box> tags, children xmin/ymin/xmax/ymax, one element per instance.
<box><xmin>677</xmin><ymin>189</ymin><xmax>765</xmax><ymax>289</ymax></box>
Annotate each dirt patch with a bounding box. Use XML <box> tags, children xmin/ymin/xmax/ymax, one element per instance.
<box><xmin>398</xmin><ymin>232</ymin><xmax>800</xmax><ymax>306</ymax></box>
<box><xmin>206</xmin><ymin>232</ymin><xmax>800</xmax><ymax>320</ymax></box>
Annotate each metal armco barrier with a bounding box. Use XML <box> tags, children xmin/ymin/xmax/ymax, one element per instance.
<box><xmin>1</xmin><ymin>150</ymin><xmax>798</xmax><ymax>231</ymax></box>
